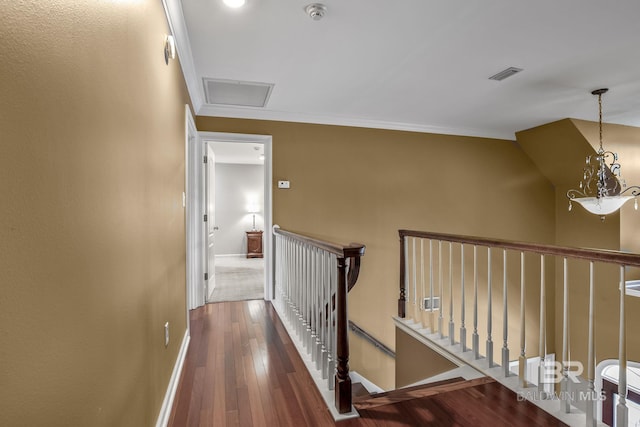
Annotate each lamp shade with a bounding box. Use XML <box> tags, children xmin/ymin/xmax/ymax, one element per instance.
<box><xmin>572</xmin><ymin>196</ymin><xmax>633</xmax><ymax>216</ymax></box>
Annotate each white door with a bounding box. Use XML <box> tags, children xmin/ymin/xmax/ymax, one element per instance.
<box><xmin>205</xmin><ymin>144</ymin><xmax>216</xmax><ymax>300</ymax></box>
<box><xmin>185</xmin><ymin>106</ymin><xmax>205</xmax><ymax>310</ymax></box>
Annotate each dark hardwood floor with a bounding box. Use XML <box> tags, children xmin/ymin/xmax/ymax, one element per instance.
<box><xmin>168</xmin><ymin>300</ymin><xmax>335</xmax><ymax>427</ymax></box>
<box><xmin>341</xmin><ymin>377</ymin><xmax>568</xmax><ymax>427</ymax></box>
<box><xmin>169</xmin><ymin>300</ymin><xmax>568</xmax><ymax>426</ymax></box>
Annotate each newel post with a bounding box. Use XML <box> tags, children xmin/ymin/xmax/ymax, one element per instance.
<box><xmin>399</xmin><ymin>233</ymin><xmax>406</xmax><ymax>318</ymax></box>
<box><xmin>335</xmin><ymin>256</ymin><xmax>351</xmax><ymax>413</ymax></box>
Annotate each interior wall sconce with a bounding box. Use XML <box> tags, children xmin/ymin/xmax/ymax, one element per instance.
<box><xmin>164</xmin><ymin>34</ymin><xmax>176</xmax><ymax>65</ymax></box>
<box><xmin>567</xmin><ymin>88</ymin><xmax>640</xmax><ymax>220</ymax></box>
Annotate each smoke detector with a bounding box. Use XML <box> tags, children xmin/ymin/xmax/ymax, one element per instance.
<box><xmin>305</xmin><ymin>3</ymin><xmax>327</xmax><ymax>20</ymax></box>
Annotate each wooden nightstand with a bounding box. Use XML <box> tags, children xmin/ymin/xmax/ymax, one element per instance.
<box><xmin>246</xmin><ymin>231</ymin><xmax>263</xmax><ymax>258</ymax></box>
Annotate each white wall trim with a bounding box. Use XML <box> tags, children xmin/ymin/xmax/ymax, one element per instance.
<box><xmin>197</xmin><ymin>105</ymin><xmax>514</xmax><ymax>141</ymax></box>
<box><xmin>185</xmin><ymin>106</ymin><xmax>205</xmax><ymax>311</ymax></box>
<box><xmin>197</xmin><ymin>132</ymin><xmax>274</xmax><ymax>300</ymax></box>
<box><xmin>155</xmin><ymin>330</ymin><xmax>191</xmax><ymax>427</ymax></box>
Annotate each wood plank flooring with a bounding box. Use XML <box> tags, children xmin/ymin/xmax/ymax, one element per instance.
<box><xmin>168</xmin><ymin>300</ymin><xmax>335</xmax><ymax>427</ymax></box>
<box><xmin>169</xmin><ymin>300</ymin><xmax>568</xmax><ymax>426</ymax></box>
<box><xmin>341</xmin><ymin>378</ymin><xmax>569</xmax><ymax>427</ymax></box>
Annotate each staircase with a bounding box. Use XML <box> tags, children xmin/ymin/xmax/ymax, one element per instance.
<box><xmin>339</xmin><ymin>376</ymin><xmax>569</xmax><ymax>426</ymax></box>
<box><xmin>395</xmin><ymin>229</ymin><xmax>640</xmax><ymax>426</ymax></box>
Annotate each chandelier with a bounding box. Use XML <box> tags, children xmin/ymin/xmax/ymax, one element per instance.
<box><xmin>566</xmin><ymin>88</ymin><xmax>640</xmax><ymax>219</ymax></box>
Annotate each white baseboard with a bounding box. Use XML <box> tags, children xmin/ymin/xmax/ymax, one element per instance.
<box><xmin>155</xmin><ymin>329</ymin><xmax>191</xmax><ymax>427</ymax></box>
<box><xmin>216</xmin><ymin>253</ymin><xmax>245</xmax><ymax>258</ymax></box>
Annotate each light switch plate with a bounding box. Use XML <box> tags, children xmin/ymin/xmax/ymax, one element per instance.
<box><xmin>164</xmin><ymin>322</ymin><xmax>170</xmax><ymax>347</ymax></box>
<box><xmin>278</xmin><ymin>180</ymin><xmax>290</xmax><ymax>189</ymax></box>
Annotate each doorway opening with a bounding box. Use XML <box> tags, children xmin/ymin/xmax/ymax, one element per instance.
<box><xmin>198</xmin><ymin>132</ymin><xmax>273</xmax><ymax>305</ymax></box>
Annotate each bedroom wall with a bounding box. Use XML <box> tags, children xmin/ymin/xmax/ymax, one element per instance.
<box><xmin>214</xmin><ymin>163</ymin><xmax>265</xmax><ymax>255</ymax></box>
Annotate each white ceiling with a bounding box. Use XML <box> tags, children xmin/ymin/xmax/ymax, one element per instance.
<box><xmin>172</xmin><ymin>0</ymin><xmax>640</xmax><ymax>141</ymax></box>
<box><xmin>208</xmin><ymin>141</ymin><xmax>265</xmax><ymax>165</ymax></box>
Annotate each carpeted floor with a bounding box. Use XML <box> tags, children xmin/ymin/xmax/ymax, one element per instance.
<box><xmin>207</xmin><ymin>256</ymin><xmax>264</xmax><ymax>302</ymax></box>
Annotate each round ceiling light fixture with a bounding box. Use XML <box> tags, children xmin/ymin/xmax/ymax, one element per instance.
<box><xmin>223</xmin><ymin>0</ymin><xmax>245</xmax><ymax>8</ymax></box>
<box><xmin>305</xmin><ymin>3</ymin><xmax>327</xmax><ymax>20</ymax></box>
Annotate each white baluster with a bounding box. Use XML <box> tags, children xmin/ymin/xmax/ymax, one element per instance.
<box><xmin>439</xmin><ymin>241</ymin><xmax>444</xmax><ymax>338</ymax></box>
<box><xmin>430</xmin><ymin>239</ymin><xmax>434</xmax><ymax>317</ymax></box>
<box><xmin>311</xmin><ymin>248</ymin><xmax>318</xmax><ymax>363</ymax></box>
<box><xmin>617</xmin><ymin>265</ymin><xmax>628</xmax><ymax>426</ymax></box>
<box><xmin>404</xmin><ymin>236</ymin><xmax>409</xmax><ymax>318</ymax></box>
<box><xmin>411</xmin><ymin>237</ymin><xmax>418</xmax><ymax>320</ymax></box>
<box><xmin>502</xmin><ymin>249</ymin><xmax>509</xmax><ymax>378</ymax></box>
<box><xmin>420</xmin><ymin>238</ymin><xmax>425</xmax><ymax>315</ymax></box>
<box><xmin>561</xmin><ymin>257</ymin><xmax>570</xmax><ymax>413</ymax></box>
<box><xmin>460</xmin><ymin>244</ymin><xmax>467</xmax><ymax>352</ymax></box>
<box><xmin>487</xmin><ymin>247</ymin><xmax>493</xmax><ymax>368</ymax></box>
<box><xmin>519</xmin><ymin>251</ymin><xmax>527</xmax><ymax>388</ymax></box>
<box><xmin>300</xmin><ymin>243</ymin><xmax>306</xmax><ymax>340</ymax></box>
<box><xmin>538</xmin><ymin>254</ymin><xmax>547</xmax><ymax>398</ymax></box>
<box><xmin>321</xmin><ymin>251</ymin><xmax>329</xmax><ymax>379</ymax></box>
<box><xmin>304</xmin><ymin>245</ymin><xmax>311</xmax><ymax>350</ymax></box>
<box><xmin>473</xmin><ymin>245</ymin><xmax>479</xmax><ymax>359</ymax></box>
<box><xmin>449</xmin><ymin>242</ymin><xmax>455</xmax><ymax>345</ymax></box>
<box><xmin>586</xmin><ymin>261</ymin><xmax>595</xmax><ymax>427</ymax></box>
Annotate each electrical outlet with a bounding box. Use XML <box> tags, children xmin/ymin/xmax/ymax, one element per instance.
<box><xmin>423</xmin><ymin>296</ymin><xmax>441</xmax><ymax>311</ymax></box>
<box><xmin>164</xmin><ymin>322</ymin><xmax>170</xmax><ymax>347</ymax></box>
<box><xmin>278</xmin><ymin>180</ymin><xmax>290</xmax><ymax>189</ymax></box>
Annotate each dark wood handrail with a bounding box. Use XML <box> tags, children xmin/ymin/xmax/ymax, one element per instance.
<box><xmin>399</xmin><ymin>229</ymin><xmax>640</xmax><ymax>267</ymax></box>
<box><xmin>274</xmin><ymin>227</ymin><xmax>365</xmax><ymax>259</ymax></box>
<box><xmin>398</xmin><ymin>229</ymin><xmax>640</xmax><ymax>318</ymax></box>
<box><xmin>274</xmin><ymin>226</ymin><xmax>366</xmax><ymax>291</ymax></box>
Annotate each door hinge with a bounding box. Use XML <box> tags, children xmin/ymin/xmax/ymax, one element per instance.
<box><xmin>203</xmin><ymin>155</ymin><xmax>208</xmax><ymax>163</ymax></box>
<box><xmin>204</xmin><ymin>272</ymin><xmax>208</xmax><ymax>281</ymax></box>
<box><xmin>204</xmin><ymin>214</ymin><xmax>208</xmax><ymax>222</ymax></box>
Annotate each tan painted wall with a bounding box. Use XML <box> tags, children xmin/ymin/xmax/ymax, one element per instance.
<box><xmin>197</xmin><ymin>117</ymin><xmax>556</xmax><ymax>387</ymax></box>
<box><xmin>348</xmin><ymin>330</ymin><xmax>395</xmax><ymax>390</ymax></box>
<box><xmin>0</xmin><ymin>1</ymin><xmax>190</xmax><ymax>426</ymax></box>
<box><xmin>395</xmin><ymin>329</ymin><xmax>457</xmax><ymax>388</ymax></box>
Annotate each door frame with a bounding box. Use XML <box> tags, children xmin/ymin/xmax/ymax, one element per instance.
<box><xmin>185</xmin><ymin>106</ymin><xmax>205</xmax><ymax>312</ymax></box>
<box><xmin>190</xmin><ymin>131</ymin><xmax>274</xmax><ymax>301</ymax></box>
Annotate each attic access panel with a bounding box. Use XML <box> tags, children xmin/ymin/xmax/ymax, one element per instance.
<box><xmin>203</xmin><ymin>78</ymin><xmax>274</xmax><ymax>108</ymax></box>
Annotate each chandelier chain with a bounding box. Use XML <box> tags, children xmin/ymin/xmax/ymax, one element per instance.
<box><xmin>598</xmin><ymin>93</ymin><xmax>603</xmax><ymax>152</ymax></box>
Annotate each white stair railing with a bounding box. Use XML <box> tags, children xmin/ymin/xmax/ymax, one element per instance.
<box><xmin>396</xmin><ymin>229</ymin><xmax>640</xmax><ymax>427</ymax></box>
<box><xmin>273</xmin><ymin>226</ymin><xmax>364</xmax><ymax>415</ymax></box>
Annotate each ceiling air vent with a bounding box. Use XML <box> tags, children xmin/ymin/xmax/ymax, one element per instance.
<box><xmin>203</xmin><ymin>78</ymin><xmax>274</xmax><ymax>107</ymax></box>
<box><xmin>488</xmin><ymin>67</ymin><xmax>523</xmax><ymax>81</ymax></box>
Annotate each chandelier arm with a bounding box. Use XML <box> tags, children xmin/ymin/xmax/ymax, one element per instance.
<box><xmin>567</xmin><ymin>189</ymin><xmax>589</xmax><ymax>199</ymax></box>
<box><xmin>620</xmin><ymin>186</ymin><xmax>640</xmax><ymax>197</ymax></box>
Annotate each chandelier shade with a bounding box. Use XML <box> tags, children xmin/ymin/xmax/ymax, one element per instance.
<box><xmin>566</xmin><ymin>88</ymin><xmax>640</xmax><ymax>219</ymax></box>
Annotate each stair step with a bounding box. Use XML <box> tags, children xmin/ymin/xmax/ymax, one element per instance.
<box><xmin>351</xmin><ymin>382</ymin><xmax>371</xmax><ymax>399</ymax></box>
<box><xmin>354</xmin><ymin>376</ymin><xmax>465</xmax><ymax>403</ymax></box>
<box><xmin>353</xmin><ymin>376</ymin><xmax>494</xmax><ymax>410</ymax></box>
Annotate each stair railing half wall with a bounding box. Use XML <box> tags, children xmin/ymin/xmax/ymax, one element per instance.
<box><xmin>398</xmin><ymin>229</ymin><xmax>640</xmax><ymax>426</ymax></box>
<box><xmin>273</xmin><ymin>225</ymin><xmax>365</xmax><ymax>414</ymax></box>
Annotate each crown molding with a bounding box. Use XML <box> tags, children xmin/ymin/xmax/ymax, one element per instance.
<box><xmin>161</xmin><ymin>0</ymin><xmax>204</xmax><ymax>111</ymax></box>
<box><xmin>196</xmin><ymin>104</ymin><xmax>515</xmax><ymax>141</ymax></box>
